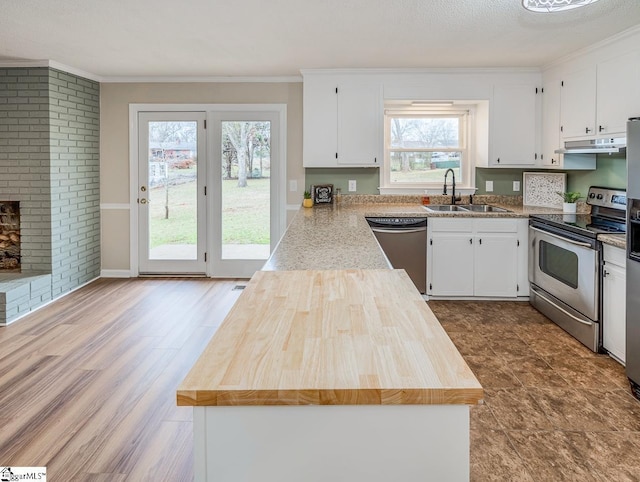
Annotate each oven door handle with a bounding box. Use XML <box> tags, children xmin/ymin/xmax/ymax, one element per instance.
<box><xmin>531</xmin><ymin>286</ymin><xmax>593</xmax><ymax>327</ymax></box>
<box><xmin>529</xmin><ymin>226</ymin><xmax>593</xmax><ymax>248</ymax></box>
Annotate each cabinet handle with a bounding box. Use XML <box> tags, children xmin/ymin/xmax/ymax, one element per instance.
<box><xmin>469</xmin><ymin>238</ymin><xmax>473</xmax><ymax>244</ymax></box>
<box><xmin>552</xmin><ymin>158</ymin><xmax>557</xmax><ymax>164</ymax></box>
<box><xmin>586</xmin><ymin>127</ymin><xmax>592</xmax><ymax>134</ymax></box>
<box><xmin>497</xmin><ymin>158</ymin><xmax>500</xmax><ymax>163</ymax></box>
<box><xmin>599</xmin><ymin>125</ymin><xmax>605</xmax><ymax>132</ymax></box>
<box><xmin>479</xmin><ymin>238</ymin><xmax>482</xmax><ymax>245</ymax></box>
<box><xmin>603</xmin><ymin>269</ymin><xmax>609</xmax><ymax>278</ymax></box>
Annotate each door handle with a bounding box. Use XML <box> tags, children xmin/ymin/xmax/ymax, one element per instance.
<box><xmin>529</xmin><ymin>227</ymin><xmax>592</xmax><ymax>248</ymax></box>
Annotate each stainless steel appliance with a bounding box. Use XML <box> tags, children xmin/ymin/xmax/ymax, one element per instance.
<box><xmin>366</xmin><ymin>217</ymin><xmax>427</xmax><ymax>293</ymax></box>
<box><xmin>626</xmin><ymin>117</ymin><xmax>640</xmax><ymax>400</ymax></box>
<box><xmin>555</xmin><ymin>137</ymin><xmax>626</xmax><ymax>155</ymax></box>
<box><xmin>529</xmin><ymin>186</ymin><xmax>626</xmax><ymax>352</ymax></box>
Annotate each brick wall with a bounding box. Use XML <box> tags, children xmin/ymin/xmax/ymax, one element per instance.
<box><xmin>0</xmin><ymin>67</ymin><xmax>52</xmax><ymax>272</ymax></box>
<box><xmin>48</xmin><ymin>69</ymin><xmax>100</xmax><ymax>296</ymax></box>
<box><xmin>0</xmin><ymin>67</ymin><xmax>100</xmax><ymax>300</ymax></box>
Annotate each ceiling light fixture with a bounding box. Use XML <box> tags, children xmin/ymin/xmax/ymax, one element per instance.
<box><xmin>522</xmin><ymin>0</ymin><xmax>601</xmax><ymax>12</ymax></box>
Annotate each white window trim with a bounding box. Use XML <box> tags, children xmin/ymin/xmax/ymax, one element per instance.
<box><xmin>379</xmin><ymin>106</ymin><xmax>477</xmax><ymax>195</ymax></box>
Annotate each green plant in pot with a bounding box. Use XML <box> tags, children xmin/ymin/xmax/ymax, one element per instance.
<box><xmin>303</xmin><ymin>190</ymin><xmax>313</xmax><ymax>208</ymax></box>
<box><xmin>557</xmin><ymin>191</ymin><xmax>581</xmax><ymax>213</ymax></box>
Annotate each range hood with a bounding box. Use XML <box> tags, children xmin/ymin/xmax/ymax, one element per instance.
<box><xmin>555</xmin><ymin>137</ymin><xmax>626</xmax><ymax>154</ymax></box>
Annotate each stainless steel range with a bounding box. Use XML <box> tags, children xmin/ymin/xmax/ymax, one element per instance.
<box><xmin>529</xmin><ymin>186</ymin><xmax>626</xmax><ymax>352</ymax></box>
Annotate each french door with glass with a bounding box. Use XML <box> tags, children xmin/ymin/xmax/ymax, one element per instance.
<box><xmin>209</xmin><ymin>110</ymin><xmax>281</xmax><ymax>278</ymax></box>
<box><xmin>137</xmin><ymin>112</ymin><xmax>207</xmax><ymax>274</ymax></box>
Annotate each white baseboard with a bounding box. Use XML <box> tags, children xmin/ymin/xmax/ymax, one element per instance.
<box><xmin>100</xmin><ymin>269</ymin><xmax>133</xmax><ymax>278</ymax></box>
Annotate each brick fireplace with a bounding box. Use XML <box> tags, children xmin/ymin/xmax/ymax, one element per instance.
<box><xmin>0</xmin><ymin>201</ymin><xmax>20</xmax><ymax>271</ymax></box>
<box><xmin>0</xmin><ymin>66</ymin><xmax>100</xmax><ymax>324</ymax></box>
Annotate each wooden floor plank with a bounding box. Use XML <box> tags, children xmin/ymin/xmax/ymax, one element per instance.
<box><xmin>0</xmin><ymin>277</ymin><xmax>244</xmax><ymax>481</ymax></box>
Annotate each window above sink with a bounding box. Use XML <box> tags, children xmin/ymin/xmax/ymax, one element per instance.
<box><xmin>379</xmin><ymin>100</ymin><xmax>483</xmax><ymax>196</ymax></box>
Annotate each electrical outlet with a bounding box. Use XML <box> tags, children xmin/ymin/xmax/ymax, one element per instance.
<box><xmin>348</xmin><ymin>180</ymin><xmax>357</xmax><ymax>192</ymax></box>
<box><xmin>289</xmin><ymin>180</ymin><xmax>297</xmax><ymax>192</ymax></box>
<box><xmin>486</xmin><ymin>180</ymin><xmax>494</xmax><ymax>192</ymax></box>
<box><xmin>513</xmin><ymin>181</ymin><xmax>520</xmax><ymax>192</ymax></box>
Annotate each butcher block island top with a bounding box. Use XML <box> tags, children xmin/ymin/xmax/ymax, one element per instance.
<box><xmin>177</xmin><ymin>269</ymin><xmax>483</xmax><ymax>407</ymax></box>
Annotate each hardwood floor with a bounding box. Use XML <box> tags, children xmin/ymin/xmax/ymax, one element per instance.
<box><xmin>0</xmin><ymin>278</ymin><xmax>245</xmax><ymax>481</ymax></box>
<box><xmin>3</xmin><ymin>280</ymin><xmax>639</xmax><ymax>481</ymax></box>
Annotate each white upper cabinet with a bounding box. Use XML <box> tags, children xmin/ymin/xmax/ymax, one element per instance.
<box><xmin>303</xmin><ymin>74</ymin><xmax>381</xmax><ymax>168</ymax></box>
<box><xmin>556</xmin><ymin>48</ymin><xmax>640</xmax><ymax>141</ymax></box>
<box><xmin>560</xmin><ymin>66</ymin><xmax>597</xmax><ymax>139</ymax></box>
<box><xmin>488</xmin><ymin>83</ymin><xmax>539</xmax><ymax>167</ymax></box>
<box><xmin>541</xmin><ymin>78</ymin><xmax>561</xmax><ymax>167</ymax></box>
<box><xmin>596</xmin><ymin>50</ymin><xmax>640</xmax><ymax>136</ymax></box>
<box><xmin>302</xmin><ymin>76</ymin><xmax>338</xmax><ymax>167</ymax></box>
<box><xmin>337</xmin><ymin>82</ymin><xmax>381</xmax><ymax>165</ymax></box>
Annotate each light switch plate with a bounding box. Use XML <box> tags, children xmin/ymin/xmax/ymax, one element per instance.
<box><xmin>348</xmin><ymin>180</ymin><xmax>357</xmax><ymax>192</ymax></box>
<box><xmin>486</xmin><ymin>180</ymin><xmax>494</xmax><ymax>192</ymax></box>
<box><xmin>289</xmin><ymin>180</ymin><xmax>297</xmax><ymax>192</ymax></box>
<box><xmin>513</xmin><ymin>181</ymin><xmax>520</xmax><ymax>192</ymax></box>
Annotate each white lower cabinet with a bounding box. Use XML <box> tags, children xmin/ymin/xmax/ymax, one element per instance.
<box><xmin>603</xmin><ymin>244</ymin><xmax>626</xmax><ymax>364</ymax></box>
<box><xmin>427</xmin><ymin>218</ymin><xmax>527</xmax><ymax>298</ymax></box>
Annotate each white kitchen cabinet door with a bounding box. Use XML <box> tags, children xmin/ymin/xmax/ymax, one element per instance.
<box><xmin>337</xmin><ymin>82</ymin><xmax>381</xmax><ymax>166</ymax></box>
<box><xmin>473</xmin><ymin>233</ymin><xmax>518</xmax><ymax>297</ymax></box>
<box><xmin>603</xmin><ymin>245</ymin><xmax>626</xmax><ymax>364</ymax></box>
<box><xmin>560</xmin><ymin>66</ymin><xmax>597</xmax><ymax>139</ymax></box>
<box><xmin>541</xmin><ymin>78</ymin><xmax>562</xmax><ymax>168</ymax></box>
<box><xmin>428</xmin><ymin>233</ymin><xmax>474</xmax><ymax>297</ymax></box>
<box><xmin>490</xmin><ymin>84</ymin><xmax>538</xmax><ymax>167</ymax></box>
<box><xmin>597</xmin><ymin>50</ymin><xmax>640</xmax><ymax>137</ymax></box>
<box><xmin>303</xmin><ymin>75</ymin><xmax>381</xmax><ymax>168</ymax></box>
<box><xmin>428</xmin><ymin>218</ymin><xmax>523</xmax><ymax>299</ymax></box>
<box><xmin>303</xmin><ymin>76</ymin><xmax>338</xmax><ymax>167</ymax></box>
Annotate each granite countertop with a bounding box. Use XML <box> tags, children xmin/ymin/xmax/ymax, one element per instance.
<box><xmin>598</xmin><ymin>233</ymin><xmax>626</xmax><ymax>250</ymax></box>
<box><xmin>263</xmin><ymin>195</ymin><xmax>570</xmax><ymax>271</ymax></box>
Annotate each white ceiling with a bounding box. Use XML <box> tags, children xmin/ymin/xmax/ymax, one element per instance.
<box><xmin>1</xmin><ymin>0</ymin><xmax>640</xmax><ymax>80</ymax></box>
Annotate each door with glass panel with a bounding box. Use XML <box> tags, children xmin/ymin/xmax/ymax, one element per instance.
<box><xmin>209</xmin><ymin>111</ymin><xmax>280</xmax><ymax>278</ymax></box>
<box><xmin>138</xmin><ymin>112</ymin><xmax>206</xmax><ymax>274</ymax></box>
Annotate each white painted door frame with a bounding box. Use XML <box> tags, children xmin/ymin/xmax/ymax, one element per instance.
<box><xmin>137</xmin><ymin>111</ymin><xmax>207</xmax><ymax>275</ymax></box>
<box><xmin>129</xmin><ymin>103</ymin><xmax>287</xmax><ymax>277</ymax></box>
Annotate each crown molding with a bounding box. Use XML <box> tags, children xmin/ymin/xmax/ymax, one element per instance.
<box><xmin>0</xmin><ymin>60</ymin><xmax>102</xmax><ymax>82</ymax></box>
<box><xmin>101</xmin><ymin>75</ymin><xmax>302</xmax><ymax>83</ymax></box>
<box><xmin>542</xmin><ymin>23</ymin><xmax>640</xmax><ymax>71</ymax></box>
<box><xmin>0</xmin><ymin>60</ymin><xmax>303</xmax><ymax>83</ymax></box>
<box><xmin>300</xmin><ymin>67</ymin><xmax>542</xmax><ymax>76</ymax></box>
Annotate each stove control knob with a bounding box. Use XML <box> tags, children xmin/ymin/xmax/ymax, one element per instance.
<box><xmin>597</xmin><ymin>194</ymin><xmax>604</xmax><ymax>200</ymax></box>
<box><xmin>589</xmin><ymin>193</ymin><xmax>596</xmax><ymax>198</ymax></box>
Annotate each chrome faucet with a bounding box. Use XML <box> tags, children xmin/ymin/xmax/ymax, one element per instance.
<box><xmin>443</xmin><ymin>168</ymin><xmax>461</xmax><ymax>205</ymax></box>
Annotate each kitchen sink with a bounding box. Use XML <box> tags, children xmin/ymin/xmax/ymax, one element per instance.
<box><xmin>459</xmin><ymin>204</ymin><xmax>510</xmax><ymax>213</ymax></box>
<box><xmin>423</xmin><ymin>205</ymin><xmax>468</xmax><ymax>212</ymax></box>
<box><xmin>423</xmin><ymin>204</ymin><xmax>511</xmax><ymax>213</ymax></box>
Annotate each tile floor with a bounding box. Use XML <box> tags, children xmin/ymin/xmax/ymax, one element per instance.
<box><xmin>428</xmin><ymin>300</ymin><xmax>640</xmax><ymax>482</ymax></box>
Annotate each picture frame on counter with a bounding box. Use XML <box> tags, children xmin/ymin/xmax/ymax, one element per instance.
<box><xmin>311</xmin><ymin>184</ymin><xmax>333</xmax><ymax>204</ymax></box>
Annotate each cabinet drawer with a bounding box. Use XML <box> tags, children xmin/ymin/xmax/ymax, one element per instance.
<box><xmin>474</xmin><ymin>218</ymin><xmax>519</xmax><ymax>233</ymax></box>
<box><xmin>603</xmin><ymin>244</ymin><xmax>626</xmax><ymax>268</ymax></box>
<box><xmin>429</xmin><ymin>218</ymin><xmax>474</xmax><ymax>232</ymax></box>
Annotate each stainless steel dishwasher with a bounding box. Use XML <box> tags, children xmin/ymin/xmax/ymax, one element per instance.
<box><xmin>366</xmin><ymin>217</ymin><xmax>427</xmax><ymax>293</ymax></box>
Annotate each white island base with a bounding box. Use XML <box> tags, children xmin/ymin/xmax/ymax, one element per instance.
<box><xmin>194</xmin><ymin>404</ymin><xmax>470</xmax><ymax>482</ymax></box>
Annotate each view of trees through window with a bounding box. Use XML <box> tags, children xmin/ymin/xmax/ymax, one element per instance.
<box><xmin>146</xmin><ymin>120</ymin><xmax>271</xmax><ymax>260</ymax></box>
<box><xmin>388</xmin><ymin>116</ymin><xmax>463</xmax><ymax>184</ymax></box>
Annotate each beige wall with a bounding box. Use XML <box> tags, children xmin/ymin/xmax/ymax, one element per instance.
<box><xmin>99</xmin><ymin>81</ymin><xmax>304</xmax><ymax>272</ymax></box>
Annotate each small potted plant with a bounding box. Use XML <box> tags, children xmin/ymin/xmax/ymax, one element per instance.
<box><xmin>557</xmin><ymin>191</ymin><xmax>581</xmax><ymax>213</ymax></box>
<box><xmin>303</xmin><ymin>190</ymin><xmax>313</xmax><ymax>208</ymax></box>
